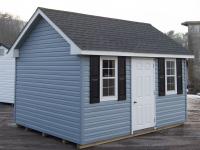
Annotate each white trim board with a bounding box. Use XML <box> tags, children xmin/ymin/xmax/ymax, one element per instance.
<box><xmin>10</xmin><ymin>8</ymin><xmax>81</xmax><ymax>55</ymax></box>
<box><xmin>80</xmin><ymin>50</ymin><xmax>194</xmax><ymax>59</ymax></box>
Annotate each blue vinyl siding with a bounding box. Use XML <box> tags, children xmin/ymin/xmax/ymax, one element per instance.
<box><xmin>155</xmin><ymin>59</ymin><xmax>187</xmax><ymax>127</ymax></box>
<box><xmin>15</xmin><ymin>18</ymin><xmax>81</xmax><ymax>144</ymax></box>
<box><xmin>80</xmin><ymin>56</ymin><xmax>131</xmax><ymax>144</ymax></box>
<box><xmin>80</xmin><ymin>57</ymin><xmax>187</xmax><ymax>144</ymax></box>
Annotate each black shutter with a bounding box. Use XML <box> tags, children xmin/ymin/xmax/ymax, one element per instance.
<box><xmin>176</xmin><ymin>58</ymin><xmax>183</xmax><ymax>94</ymax></box>
<box><xmin>90</xmin><ymin>56</ymin><xmax>100</xmax><ymax>104</ymax></box>
<box><xmin>158</xmin><ymin>58</ymin><xmax>165</xmax><ymax>96</ymax></box>
<box><xmin>118</xmin><ymin>57</ymin><xmax>126</xmax><ymax>100</ymax></box>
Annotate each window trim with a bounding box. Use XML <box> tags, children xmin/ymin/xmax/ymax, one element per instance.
<box><xmin>100</xmin><ymin>56</ymin><xmax>118</xmax><ymax>101</ymax></box>
<box><xmin>165</xmin><ymin>58</ymin><xmax>177</xmax><ymax>95</ymax></box>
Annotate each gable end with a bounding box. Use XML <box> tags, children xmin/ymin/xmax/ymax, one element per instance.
<box><xmin>10</xmin><ymin>8</ymin><xmax>81</xmax><ymax>55</ymax></box>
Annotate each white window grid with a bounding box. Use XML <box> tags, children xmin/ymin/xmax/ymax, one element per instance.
<box><xmin>100</xmin><ymin>56</ymin><xmax>118</xmax><ymax>101</ymax></box>
<box><xmin>165</xmin><ymin>58</ymin><xmax>177</xmax><ymax>95</ymax></box>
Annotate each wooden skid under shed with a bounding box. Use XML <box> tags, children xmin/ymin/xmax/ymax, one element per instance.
<box><xmin>16</xmin><ymin>123</ymin><xmax>183</xmax><ymax>149</ymax></box>
<box><xmin>77</xmin><ymin>123</ymin><xmax>183</xmax><ymax>149</ymax></box>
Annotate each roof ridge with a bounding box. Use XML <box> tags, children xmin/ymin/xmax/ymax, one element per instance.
<box><xmin>38</xmin><ymin>7</ymin><xmax>151</xmax><ymax>26</ymax></box>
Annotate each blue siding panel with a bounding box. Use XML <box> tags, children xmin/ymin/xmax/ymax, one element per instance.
<box><xmin>15</xmin><ymin>18</ymin><xmax>81</xmax><ymax>144</ymax></box>
<box><xmin>155</xmin><ymin>59</ymin><xmax>187</xmax><ymax>127</ymax></box>
<box><xmin>80</xmin><ymin>57</ymin><xmax>187</xmax><ymax>144</ymax></box>
<box><xmin>80</xmin><ymin>56</ymin><xmax>131</xmax><ymax>144</ymax></box>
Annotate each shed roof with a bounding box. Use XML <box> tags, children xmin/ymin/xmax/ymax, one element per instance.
<box><xmin>40</xmin><ymin>8</ymin><xmax>191</xmax><ymax>56</ymax></box>
<box><xmin>11</xmin><ymin>7</ymin><xmax>193</xmax><ymax>58</ymax></box>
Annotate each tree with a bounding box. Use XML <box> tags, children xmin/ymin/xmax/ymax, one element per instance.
<box><xmin>0</xmin><ymin>12</ymin><xmax>24</xmax><ymax>48</ymax></box>
<box><xmin>166</xmin><ymin>30</ymin><xmax>188</xmax><ymax>48</ymax></box>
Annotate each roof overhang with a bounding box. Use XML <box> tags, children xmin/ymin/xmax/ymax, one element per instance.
<box><xmin>182</xmin><ymin>21</ymin><xmax>200</xmax><ymax>26</ymax></box>
<box><xmin>80</xmin><ymin>50</ymin><xmax>194</xmax><ymax>59</ymax></box>
<box><xmin>10</xmin><ymin>8</ymin><xmax>81</xmax><ymax>55</ymax></box>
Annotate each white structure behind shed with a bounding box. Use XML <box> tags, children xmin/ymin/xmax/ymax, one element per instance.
<box><xmin>0</xmin><ymin>44</ymin><xmax>15</xmax><ymax>103</ymax></box>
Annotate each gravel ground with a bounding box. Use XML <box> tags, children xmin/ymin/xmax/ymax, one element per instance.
<box><xmin>0</xmin><ymin>95</ymin><xmax>200</xmax><ymax>150</ymax></box>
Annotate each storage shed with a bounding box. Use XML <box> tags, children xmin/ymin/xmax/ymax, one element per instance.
<box><xmin>0</xmin><ymin>43</ymin><xmax>15</xmax><ymax>104</ymax></box>
<box><xmin>10</xmin><ymin>7</ymin><xmax>193</xmax><ymax>147</ymax></box>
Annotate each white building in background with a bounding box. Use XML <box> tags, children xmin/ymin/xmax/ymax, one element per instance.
<box><xmin>0</xmin><ymin>43</ymin><xmax>15</xmax><ymax>103</ymax></box>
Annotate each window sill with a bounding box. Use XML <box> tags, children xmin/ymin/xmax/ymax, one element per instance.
<box><xmin>166</xmin><ymin>91</ymin><xmax>177</xmax><ymax>95</ymax></box>
<box><xmin>100</xmin><ymin>96</ymin><xmax>118</xmax><ymax>102</ymax></box>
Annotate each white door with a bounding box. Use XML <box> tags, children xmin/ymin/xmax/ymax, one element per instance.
<box><xmin>131</xmin><ymin>58</ymin><xmax>155</xmax><ymax>132</ymax></box>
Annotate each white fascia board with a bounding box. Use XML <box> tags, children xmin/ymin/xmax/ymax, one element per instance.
<box><xmin>80</xmin><ymin>50</ymin><xmax>194</xmax><ymax>59</ymax></box>
<box><xmin>10</xmin><ymin>8</ymin><xmax>81</xmax><ymax>55</ymax></box>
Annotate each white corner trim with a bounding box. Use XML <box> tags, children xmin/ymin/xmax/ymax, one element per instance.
<box><xmin>80</xmin><ymin>50</ymin><xmax>194</xmax><ymax>59</ymax></box>
<box><xmin>10</xmin><ymin>8</ymin><xmax>81</xmax><ymax>55</ymax></box>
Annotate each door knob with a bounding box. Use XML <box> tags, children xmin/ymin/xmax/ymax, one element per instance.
<box><xmin>134</xmin><ymin>101</ymin><xmax>137</xmax><ymax>104</ymax></box>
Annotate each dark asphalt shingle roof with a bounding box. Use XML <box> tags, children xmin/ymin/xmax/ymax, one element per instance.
<box><xmin>40</xmin><ymin>7</ymin><xmax>191</xmax><ymax>55</ymax></box>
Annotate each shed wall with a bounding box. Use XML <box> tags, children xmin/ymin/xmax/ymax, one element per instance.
<box><xmin>80</xmin><ymin>56</ymin><xmax>131</xmax><ymax>144</ymax></box>
<box><xmin>155</xmin><ymin>59</ymin><xmax>187</xmax><ymax>127</ymax></box>
<box><xmin>15</xmin><ymin>18</ymin><xmax>82</xmax><ymax>143</ymax></box>
<box><xmin>81</xmin><ymin>57</ymin><xmax>187</xmax><ymax>144</ymax></box>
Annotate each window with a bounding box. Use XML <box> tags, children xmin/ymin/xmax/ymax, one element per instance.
<box><xmin>165</xmin><ymin>59</ymin><xmax>177</xmax><ymax>95</ymax></box>
<box><xmin>100</xmin><ymin>56</ymin><xmax>118</xmax><ymax>101</ymax></box>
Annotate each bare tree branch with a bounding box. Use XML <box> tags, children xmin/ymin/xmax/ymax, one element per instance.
<box><xmin>0</xmin><ymin>12</ymin><xmax>24</xmax><ymax>48</ymax></box>
<box><xmin>166</xmin><ymin>30</ymin><xmax>188</xmax><ymax>48</ymax></box>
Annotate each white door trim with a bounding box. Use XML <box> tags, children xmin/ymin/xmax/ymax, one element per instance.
<box><xmin>131</xmin><ymin>58</ymin><xmax>156</xmax><ymax>133</ymax></box>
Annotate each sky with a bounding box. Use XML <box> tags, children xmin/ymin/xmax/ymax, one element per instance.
<box><xmin>0</xmin><ymin>0</ymin><xmax>200</xmax><ymax>33</ymax></box>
